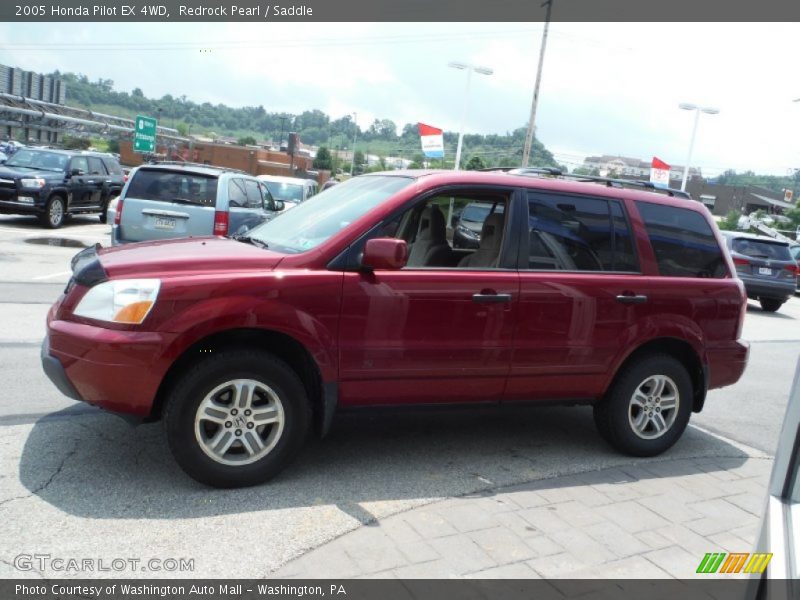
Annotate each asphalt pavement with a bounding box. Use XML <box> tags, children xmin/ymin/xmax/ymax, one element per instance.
<box><xmin>0</xmin><ymin>213</ymin><xmax>797</xmax><ymax>579</ymax></box>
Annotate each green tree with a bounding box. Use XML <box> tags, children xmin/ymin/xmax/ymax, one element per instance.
<box><xmin>465</xmin><ymin>156</ymin><xmax>486</xmax><ymax>170</ymax></box>
<box><xmin>106</xmin><ymin>139</ymin><xmax>120</xmax><ymax>153</ymax></box>
<box><xmin>62</xmin><ymin>135</ymin><xmax>91</xmax><ymax>150</ymax></box>
<box><xmin>237</xmin><ymin>136</ymin><xmax>257</xmax><ymax>146</ymax></box>
<box><xmin>353</xmin><ymin>150</ymin><xmax>366</xmax><ymax>174</ymax></box>
<box><xmin>313</xmin><ymin>147</ymin><xmax>333</xmax><ymax>170</ymax></box>
<box><xmin>718</xmin><ymin>210</ymin><xmax>742</xmax><ymax>231</ymax></box>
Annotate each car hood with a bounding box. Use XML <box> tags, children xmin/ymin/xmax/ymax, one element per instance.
<box><xmin>0</xmin><ymin>165</ymin><xmax>63</xmax><ymax>180</ymax></box>
<box><xmin>93</xmin><ymin>236</ymin><xmax>286</xmax><ymax>279</ymax></box>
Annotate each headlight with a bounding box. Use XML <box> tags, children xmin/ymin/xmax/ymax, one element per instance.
<box><xmin>20</xmin><ymin>178</ymin><xmax>46</xmax><ymax>188</ymax></box>
<box><xmin>73</xmin><ymin>279</ymin><xmax>161</xmax><ymax>325</ymax></box>
<box><xmin>457</xmin><ymin>224</ymin><xmax>478</xmax><ymax>238</ymax></box>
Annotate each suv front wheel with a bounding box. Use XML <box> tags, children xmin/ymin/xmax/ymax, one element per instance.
<box><xmin>759</xmin><ymin>298</ymin><xmax>783</xmax><ymax>312</ymax></box>
<box><xmin>594</xmin><ymin>354</ymin><xmax>692</xmax><ymax>456</ymax></box>
<box><xmin>164</xmin><ymin>350</ymin><xmax>311</xmax><ymax>487</ymax></box>
<box><xmin>40</xmin><ymin>195</ymin><xmax>66</xmax><ymax>228</ymax></box>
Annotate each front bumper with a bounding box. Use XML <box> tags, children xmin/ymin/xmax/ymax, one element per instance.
<box><xmin>43</xmin><ymin>317</ymin><xmax>176</xmax><ymax>418</ymax></box>
<box><xmin>0</xmin><ymin>197</ymin><xmax>44</xmax><ymax>214</ymax></box>
<box><xmin>40</xmin><ymin>336</ymin><xmax>83</xmax><ymax>401</ymax></box>
<box><xmin>706</xmin><ymin>339</ymin><xmax>750</xmax><ymax>390</ymax></box>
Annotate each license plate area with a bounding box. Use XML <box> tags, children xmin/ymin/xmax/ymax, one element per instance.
<box><xmin>154</xmin><ymin>216</ymin><xmax>176</xmax><ymax>230</ymax></box>
<box><xmin>758</xmin><ymin>267</ymin><xmax>772</xmax><ymax>275</ymax></box>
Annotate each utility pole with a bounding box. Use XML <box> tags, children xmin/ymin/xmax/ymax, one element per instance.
<box><xmin>350</xmin><ymin>112</ymin><xmax>358</xmax><ymax>176</ymax></box>
<box><xmin>521</xmin><ymin>0</ymin><xmax>553</xmax><ymax>167</ymax></box>
<box><xmin>278</xmin><ymin>116</ymin><xmax>288</xmax><ymax>149</ymax></box>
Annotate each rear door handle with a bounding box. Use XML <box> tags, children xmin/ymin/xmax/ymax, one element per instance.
<box><xmin>616</xmin><ymin>294</ymin><xmax>648</xmax><ymax>304</ymax></box>
<box><xmin>472</xmin><ymin>293</ymin><xmax>512</xmax><ymax>304</ymax></box>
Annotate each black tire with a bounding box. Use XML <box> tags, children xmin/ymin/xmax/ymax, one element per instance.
<box><xmin>39</xmin><ymin>195</ymin><xmax>66</xmax><ymax>228</ymax></box>
<box><xmin>163</xmin><ymin>350</ymin><xmax>311</xmax><ymax>488</ymax></box>
<box><xmin>98</xmin><ymin>202</ymin><xmax>109</xmax><ymax>224</ymax></box>
<box><xmin>759</xmin><ymin>298</ymin><xmax>783</xmax><ymax>312</ymax></box>
<box><xmin>593</xmin><ymin>354</ymin><xmax>692</xmax><ymax>457</ymax></box>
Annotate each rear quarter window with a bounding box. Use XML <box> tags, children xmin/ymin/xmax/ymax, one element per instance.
<box><xmin>636</xmin><ymin>201</ymin><xmax>728</xmax><ymax>278</ymax></box>
<box><xmin>102</xmin><ymin>158</ymin><xmax>123</xmax><ymax>176</ymax></box>
<box><xmin>126</xmin><ymin>169</ymin><xmax>218</xmax><ymax>207</ymax></box>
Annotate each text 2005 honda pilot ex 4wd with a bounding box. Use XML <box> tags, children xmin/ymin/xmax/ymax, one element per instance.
<box><xmin>42</xmin><ymin>170</ymin><xmax>749</xmax><ymax>487</ymax></box>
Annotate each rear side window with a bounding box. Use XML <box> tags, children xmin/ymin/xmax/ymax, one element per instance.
<box><xmin>102</xmin><ymin>158</ymin><xmax>123</xmax><ymax>175</ymax></box>
<box><xmin>126</xmin><ymin>169</ymin><xmax>218</xmax><ymax>207</ymax></box>
<box><xmin>636</xmin><ymin>202</ymin><xmax>727</xmax><ymax>278</ymax></box>
<box><xmin>527</xmin><ymin>193</ymin><xmax>638</xmax><ymax>272</ymax></box>
<box><xmin>87</xmin><ymin>157</ymin><xmax>107</xmax><ymax>175</ymax></box>
<box><xmin>732</xmin><ymin>238</ymin><xmax>792</xmax><ymax>261</ymax></box>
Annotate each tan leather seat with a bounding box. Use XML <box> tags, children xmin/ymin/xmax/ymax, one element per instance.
<box><xmin>407</xmin><ymin>206</ymin><xmax>451</xmax><ymax>267</ymax></box>
<box><xmin>458</xmin><ymin>213</ymin><xmax>504</xmax><ymax>268</ymax></box>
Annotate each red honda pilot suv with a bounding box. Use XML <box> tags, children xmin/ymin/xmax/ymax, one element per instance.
<box><xmin>42</xmin><ymin>169</ymin><xmax>749</xmax><ymax>487</ymax></box>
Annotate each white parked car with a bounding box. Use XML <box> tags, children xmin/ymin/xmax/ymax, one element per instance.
<box><xmin>256</xmin><ymin>175</ymin><xmax>318</xmax><ymax>210</ymax></box>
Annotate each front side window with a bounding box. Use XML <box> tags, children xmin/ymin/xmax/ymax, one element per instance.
<box><xmin>228</xmin><ymin>178</ymin><xmax>248</xmax><ymax>208</ymax></box>
<box><xmin>244</xmin><ymin>180</ymin><xmax>264</xmax><ymax>209</ymax></box>
<box><xmin>636</xmin><ymin>201</ymin><xmax>727</xmax><ymax>278</ymax></box>
<box><xmin>70</xmin><ymin>157</ymin><xmax>89</xmax><ymax>175</ymax></box>
<box><xmin>526</xmin><ymin>193</ymin><xmax>638</xmax><ymax>272</ymax></box>
<box><xmin>247</xmin><ymin>175</ymin><xmax>413</xmax><ymax>254</ymax></box>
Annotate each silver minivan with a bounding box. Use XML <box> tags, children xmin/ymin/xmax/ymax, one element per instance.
<box><xmin>112</xmin><ymin>163</ymin><xmax>284</xmax><ymax>245</ymax></box>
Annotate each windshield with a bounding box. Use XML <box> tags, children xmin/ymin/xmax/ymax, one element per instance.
<box><xmin>263</xmin><ymin>181</ymin><xmax>304</xmax><ymax>202</ymax></box>
<box><xmin>247</xmin><ymin>175</ymin><xmax>412</xmax><ymax>254</ymax></box>
<box><xmin>4</xmin><ymin>149</ymin><xmax>68</xmax><ymax>172</ymax></box>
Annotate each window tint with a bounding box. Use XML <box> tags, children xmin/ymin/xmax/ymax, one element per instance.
<box><xmin>636</xmin><ymin>201</ymin><xmax>727</xmax><ymax>278</ymax></box>
<box><xmin>228</xmin><ymin>178</ymin><xmax>248</xmax><ymax>208</ymax></box>
<box><xmin>527</xmin><ymin>193</ymin><xmax>638</xmax><ymax>272</ymax></box>
<box><xmin>126</xmin><ymin>169</ymin><xmax>218</xmax><ymax>207</ymax></box>
<box><xmin>70</xmin><ymin>157</ymin><xmax>89</xmax><ymax>174</ymax></box>
<box><xmin>732</xmin><ymin>238</ymin><xmax>792</xmax><ymax>261</ymax></box>
<box><xmin>87</xmin><ymin>157</ymin><xmax>107</xmax><ymax>175</ymax></box>
<box><xmin>244</xmin><ymin>180</ymin><xmax>264</xmax><ymax>209</ymax></box>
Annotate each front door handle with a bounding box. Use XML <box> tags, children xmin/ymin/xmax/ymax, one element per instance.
<box><xmin>616</xmin><ymin>294</ymin><xmax>648</xmax><ymax>304</ymax></box>
<box><xmin>473</xmin><ymin>293</ymin><xmax>512</xmax><ymax>304</ymax></box>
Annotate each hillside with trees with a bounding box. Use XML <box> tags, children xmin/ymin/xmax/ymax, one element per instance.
<box><xmin>51</xmin><ymin>71</ymin><xmax>561</xmax><ymax>169</ymax></box>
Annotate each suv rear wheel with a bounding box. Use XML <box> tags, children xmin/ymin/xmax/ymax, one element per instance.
<box><xmin>40</xmin><ymin>195</ymin><xmax>66</xmax><ymax>228</ymax></box>
<box><xmin>594</xmin><ymin>354</ymin><xmax>692</xmax><ymax>456</ymax></box>
<box><xmin>164</xmin><ymin>350</ymin><xmax>311</xmax><ymax>487</ymax></box>
<box><xmin>759</xmin><ymin>298</ymin><xmax>783</xmax><ymax>312</ymax></box>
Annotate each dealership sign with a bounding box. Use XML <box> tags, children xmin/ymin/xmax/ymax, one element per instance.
<box><xmin>650</xmin><ymin>157</ymin><xmax>671</xmax><ymax>188</ymax></box>
<box><xmin>418</xmin><ymin>123</ymin><xmax>444</xmax><ymax>158</ymax></box>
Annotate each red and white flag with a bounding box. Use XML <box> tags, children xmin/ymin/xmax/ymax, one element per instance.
<box><xmin>650</xmin><ymin>157</ymin><xmax>671</xmax><ymax>188</ymax></box>
<box><xmin>418</xmin><ymin>123</ymin><xmax>444</xmax><ymax>158</ymax></box>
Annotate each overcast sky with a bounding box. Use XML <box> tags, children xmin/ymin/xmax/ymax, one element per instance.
<box><xmin>1</xmin><ymin>21</ymin><xmax>798</xmax><ymax>176</ymax></box>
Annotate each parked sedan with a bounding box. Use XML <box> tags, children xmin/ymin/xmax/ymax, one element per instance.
<box><xmin>722</xmin><ymin>231</ymin><xmax>797</xmax><ymax>312</ymax></box>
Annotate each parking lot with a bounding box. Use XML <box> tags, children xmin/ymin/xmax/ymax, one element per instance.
<box><xmin>0</xmin><ymin>213</ymin><xmax>798</xmax><ymax>578</ymax></box>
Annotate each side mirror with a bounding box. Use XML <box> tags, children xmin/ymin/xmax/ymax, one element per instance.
<box><xmin>274</xmin><ymin>200</ymin><xmax>285</xmax><ymax>212</ymax></box>
<box><xmin>71</xmin><ymin>168</ymin><xmax>83</xmax><ymax>176</ymax></box>
<box><xmin>361</xmin><ymin>238</ymin><xmax>408</xmax><ymax>271</ymax></box>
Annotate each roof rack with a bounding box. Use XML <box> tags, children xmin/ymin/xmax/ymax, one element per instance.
<box><xmin>483</xmin><ymin>166</ymin><xmax>691</xmax><ymax>199</ymax></box>
<box><xmin>144</xmin><ymin>160</ymin><xmax>250</xmax><ymax>175</ymax></box>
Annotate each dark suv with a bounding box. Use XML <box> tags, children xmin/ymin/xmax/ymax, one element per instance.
<box><xmin>42</xmin><ymin>170</ymin><xmax>749</xmax><ymax>487</ymax></box>
<box><xmin>0</xmin><ymin>147</ymin><xmax>125</xmax><ymax>228</ymax></box>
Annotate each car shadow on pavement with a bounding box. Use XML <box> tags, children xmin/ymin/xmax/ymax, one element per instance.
<box><xmin>745</xmin><ymin>303</ymin><xmax>796</xmax><ymax>319</ymax></box>
<box><xmin>17</xmin><ymin>404</ymin><xmax>752</xmax><ymax>523</ymax></box>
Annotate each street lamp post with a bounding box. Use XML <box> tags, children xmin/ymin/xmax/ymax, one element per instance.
<box><xmin>678</xmin><ymin>103</ymin><xmax>719</xmax><ymax>192</ymax></box>
<box><xmin>448</xmin><ymin>61</ymin><xmax>493</xmax><ymax>170</ymax></box>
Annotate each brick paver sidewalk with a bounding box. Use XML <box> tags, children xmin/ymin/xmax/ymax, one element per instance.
<box><xmin>274</xmin><ymin>455</ymin><xmax>772</xmax><ymax>578</ymax></box>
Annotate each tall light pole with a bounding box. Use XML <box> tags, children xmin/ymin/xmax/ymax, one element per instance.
<box><xmin>448</xmin><ymin>61</ymin><xmax>493</xmax><ymax>170</ymax></box>
<box><xmin>521</xmin><ymin>0</ymin><xmax>553</xmax><ymax>167</ymax></box>
<box><xmin>678</xmin><ymin>103</ymin><xmax>719</xmax><ymax>191</ymax></box>
<box><xmin>350</xmin><ymin>112</ymin><xmax>358</xmax><ymax>176</ymax></box>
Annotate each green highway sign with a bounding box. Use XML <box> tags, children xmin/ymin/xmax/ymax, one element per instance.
<box><xmin>133</xmin><ymin>115</ymin><xmax>157</xmax><ymax>153</ymax></box>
